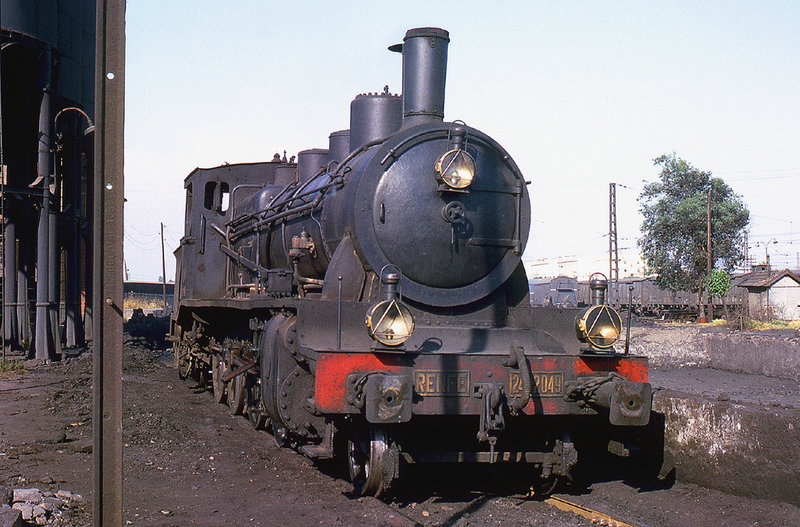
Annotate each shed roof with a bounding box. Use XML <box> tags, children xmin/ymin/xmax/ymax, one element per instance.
<box><xmin>738</xmin><ymin>268</ymin><xmax>800</xmax><ymax>289</ymax></box>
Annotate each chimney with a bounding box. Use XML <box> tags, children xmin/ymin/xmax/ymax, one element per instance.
<box><xmin>390</xmin><ymin>27</ymin><xmax>450</xmax><ymax>129</ymax></box>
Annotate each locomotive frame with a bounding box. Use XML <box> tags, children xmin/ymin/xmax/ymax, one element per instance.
<box><xmin>170</xmin><ymin>27</ymin><xmax>656</xmax><ymax>497</ymax></box>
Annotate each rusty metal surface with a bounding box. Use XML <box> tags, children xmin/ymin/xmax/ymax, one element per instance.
<box><xmin>92</xmin><ymin>0</ymin><xmax>126</xmax><ymax>525</ymax></box>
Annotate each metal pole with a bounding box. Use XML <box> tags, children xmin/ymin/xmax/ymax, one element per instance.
<box><xmin>337</xmin><ymin>276</ymin><xmax>342</xmax><ymax>350</ymax></box>
<box><xmin>706</xmin><ymin>187</ymin><xmax>712</xmax><ymax>321</ymax></box>
<box><xmin>625</xmin><ymin>286</ymin><xmax>633</xmax><ymax>355</ymax></box>
<box><xmin>34</xmin><ymin>52</ymin><xmax>54</xmax><ymax>360</ymax></box>
<box><xmin>48</xmin><ymin>126</ymin><xmax>61</xmax><ymax>357</ymax></box>
<box><xmin>161</xmin><ymin>222</ymin><xmax>167</xmax><ymax>308</ymax></box>
<box><xmin>608</xmin><ymin>183</ymin><xmax>619</xmax><ymax>307</ymax></box>
<box><xmin>93</xmin><ymin>1</ymin><xmax>126</xmax><ymax>525</ymax></box>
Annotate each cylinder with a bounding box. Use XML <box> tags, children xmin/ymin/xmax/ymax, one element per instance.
<box><xmin>349</xmin><ymin>91</ymin><xmax>401</xmax><ymax>151</ymax></box>
<box><xmin>397</xmin><ymin>27</ymin><xmax>449</xmax><ymax>128</ymax></box>
<box><xmin>328</xmin><ymin>130</ymin><xmax>350</xmax><ymax>164</ymax></box>
<box><xmin>297</xmin><ymin>148</ymin><xmax>329</xmax><ymax>183</ymax></box>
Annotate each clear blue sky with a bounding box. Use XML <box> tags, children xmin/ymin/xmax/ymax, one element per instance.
<box><xmin>123</xmin><ymin>1</ymin><xmax>800</xmax><ymax>281</ymax></box>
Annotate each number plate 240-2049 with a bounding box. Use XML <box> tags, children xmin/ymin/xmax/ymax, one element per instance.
<box><xmin>413</xmin><ymin>370</ymin><xmax>564</xmax><ymax>398</ymax></box>
<box><xmin>509</xmin><ymin>372</ymin><xmax>564</xmax><ymax>397</ymax></box>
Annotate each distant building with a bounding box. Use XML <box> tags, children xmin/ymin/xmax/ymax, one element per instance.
<box><xmin>738</xmin><ymin>265</ymin><xmax>800</xmax><ymax>321</ymax></box>
<box><xmin>123</xmin><ymin>281</ymin><xmax>175</xmax><ymax>309</ymax></box>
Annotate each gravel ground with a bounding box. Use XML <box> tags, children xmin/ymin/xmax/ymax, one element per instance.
<box><xmin>1</xmin><ymin>325</ymin><xmax>799</xmax><ymax>526</ymax></box>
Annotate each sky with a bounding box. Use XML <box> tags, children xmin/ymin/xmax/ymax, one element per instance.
<box><xmin>123</xmin><ymin>1</ymin><xmax>800</xmax><ymax>282</ymax></box>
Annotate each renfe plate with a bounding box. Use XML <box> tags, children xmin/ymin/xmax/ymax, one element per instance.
<box><xmin>415</xmin><ymin>370</ymin><xmax>470</xmax><ymax>396</ymax></box>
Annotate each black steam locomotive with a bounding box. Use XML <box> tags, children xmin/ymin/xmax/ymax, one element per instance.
<box><xmin>171</xmin><ymin>28</ymin><xmax>654</xmax><ymax>497</ymax></box>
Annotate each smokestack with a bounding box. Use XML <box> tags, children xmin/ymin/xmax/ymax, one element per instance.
<box><xmin>389</xmin><ymin>27</ymin><xmax>450</xmax><ymax>129</ymax></box>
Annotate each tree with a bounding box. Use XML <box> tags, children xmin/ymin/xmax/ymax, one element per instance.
<box><xmin>638</xmin><ymin>154</ymin><xmax>749</xmax><ymax>319</ymax></box>
<box><xmin>708</xmin><ymin>269</ymin><xmax>733</xmax><ymax>319</ymax></box>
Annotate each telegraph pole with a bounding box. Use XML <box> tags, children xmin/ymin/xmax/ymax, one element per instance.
<box><xmin>160</xmin><ymin>222</ymin><xmax>167</xmax><ymax>309</ymax></box>
<box><xmin>609</xmin><ymin>183</ymin><xmax>619</xmax><ymax>306</ymax></box>
<box><xmin>706</xmin><ymin>186</ymin><xmax>712</xmax><ymax>321</ymax></box>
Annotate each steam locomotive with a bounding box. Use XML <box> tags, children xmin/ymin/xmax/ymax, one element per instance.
<box><xmin>170</xmin><ymin>27</ymin><xmax>654</xmax><ymax>497</ymax></box>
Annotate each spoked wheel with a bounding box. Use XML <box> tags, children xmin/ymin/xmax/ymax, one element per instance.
<box><xmin>248</xmin><ymin>406</ymin><xmax>269</xmax><ymax>430</ymax></box>
<box><xmin>347</xmin><ymin>425</ymin><xmax>398</xmax><ymax>498</ymax></box>
<box><xmin>247</xmin><ymin>378</ymin><xmax>269</xmax><ymax>430</ymax></box>
<box><xmin>271</xmin><ymin>421</ymin><xmax>288</xmax><ymax>448</ymax></box>
<box><xmin>211</xmin><ymin>354</ymin><xmax>228</xmax><ymax>404</ymax></box>
<box><xmin>174</xmin><ymin>342</ymin><xmax>191</xmax><ymax>380</ymax></box>
<box><xmin>227</xmin><ymin>370</ymin><xmax>246</xmax><ymax>415</ymax></box>
<box><xmin>528</xmin><ymin>473</ymin><xmax>560</xmax><ymax>499</ymax></box>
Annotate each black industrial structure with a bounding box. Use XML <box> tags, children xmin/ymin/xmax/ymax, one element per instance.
<box><xmin>1</xmin><ymin>1</ymin><xmax>96</xmax><ymax>360</ymax></box>
<box><xmin>171</xmin><ymin>27</ymin><xmax>659</xmax><ymax>498</ymax></box>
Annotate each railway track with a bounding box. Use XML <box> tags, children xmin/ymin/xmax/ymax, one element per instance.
<box><xmin>365</xmin><ymin>490</ymin><xmax>646</xmax><ymax>527</ymax></box>
<box><xmin>545</xmin><ymin>495</ymin><xmax>645</xmax><ymax>527</ymax></box>
<box><xmin>353</xmin><ymin>460</ymin><xmax>649</xmax><ymax>527</ymax></box>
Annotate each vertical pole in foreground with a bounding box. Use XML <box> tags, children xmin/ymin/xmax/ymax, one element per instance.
<box><xmin>0</xmin><ymin>3</ymin><xmax>5</xmax><ymax>359</ymax></box>
<box><xmin>93</xmin><ymin>1</ymin><xmax>126</xmax><ymax>525</ymax></box>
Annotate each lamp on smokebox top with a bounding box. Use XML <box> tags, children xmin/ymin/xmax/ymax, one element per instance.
<box><xmin>366</xmin><ymin>268</ymin><xmax>415</xmax><ymax>347</ymax></box>
<box><xmin>435</xmin><ymin>124</ymin><xmax>475</xmax><ymax>190</ymax></box>
<box><xmin>576</xmin><ymin>273</ymin><xmax>622</xmax><ymax>351</ymax></box>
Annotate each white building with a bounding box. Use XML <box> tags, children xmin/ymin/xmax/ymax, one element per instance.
<box><xmin>739</xmin><ymin>265</ymin><xmax>800</xmax><ymax>321</ymax></box>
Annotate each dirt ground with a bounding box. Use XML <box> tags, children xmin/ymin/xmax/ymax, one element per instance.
<box><xmin>2</xmin><ymin>325</ymin><xmax>800</xmax><ymax>527</ymax></box>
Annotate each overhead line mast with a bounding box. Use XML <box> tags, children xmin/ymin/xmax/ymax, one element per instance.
<box><xmin>609</xmin><ymin>182</ymin><xmax>619</xmax><ymax>306</ymax></box>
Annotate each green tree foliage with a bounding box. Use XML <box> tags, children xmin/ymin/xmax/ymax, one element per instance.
<box><xmin>707</xmin><ymin>269</ymin><xmax>732</xmax><ymax>297</ymax></box>
<box><xmin>638</xmin><ymin>154</ymin><xmax>749</xmax><ymax>312</ymax></box>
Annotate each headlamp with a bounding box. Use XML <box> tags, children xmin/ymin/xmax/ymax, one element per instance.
<box><xmin>365</xmin><ymin>299</ymin><xmax>415</xmax><ymax>346</ymax></box>
<box><xmin>435</xmin><ymin>149</ymin><xmax>476</xmax><ymax>189</ymax></box>
<box><xmin>576</xmin><ymin>305</ymin><xmax>622</xmax><ymax>350</ymax></box>
<box><xmin>366</xmin><ymin>268</ymin><xmax>414</xmax><ymax>347</ymax></box>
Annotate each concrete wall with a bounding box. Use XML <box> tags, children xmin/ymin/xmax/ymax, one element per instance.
<box><xmin>654</xmin><ymin>391</ymin><xmax>800</xmax><ymax>505</ymax></box>
<box><xmin>628</xmin><ymin>326</ymin><xmax>800</xmax><ymax>380</ymax></box>
<box><xmin>706</xmin><ymin>333</ymin><xmax>800</xmax><ymax>379</ymax></box>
